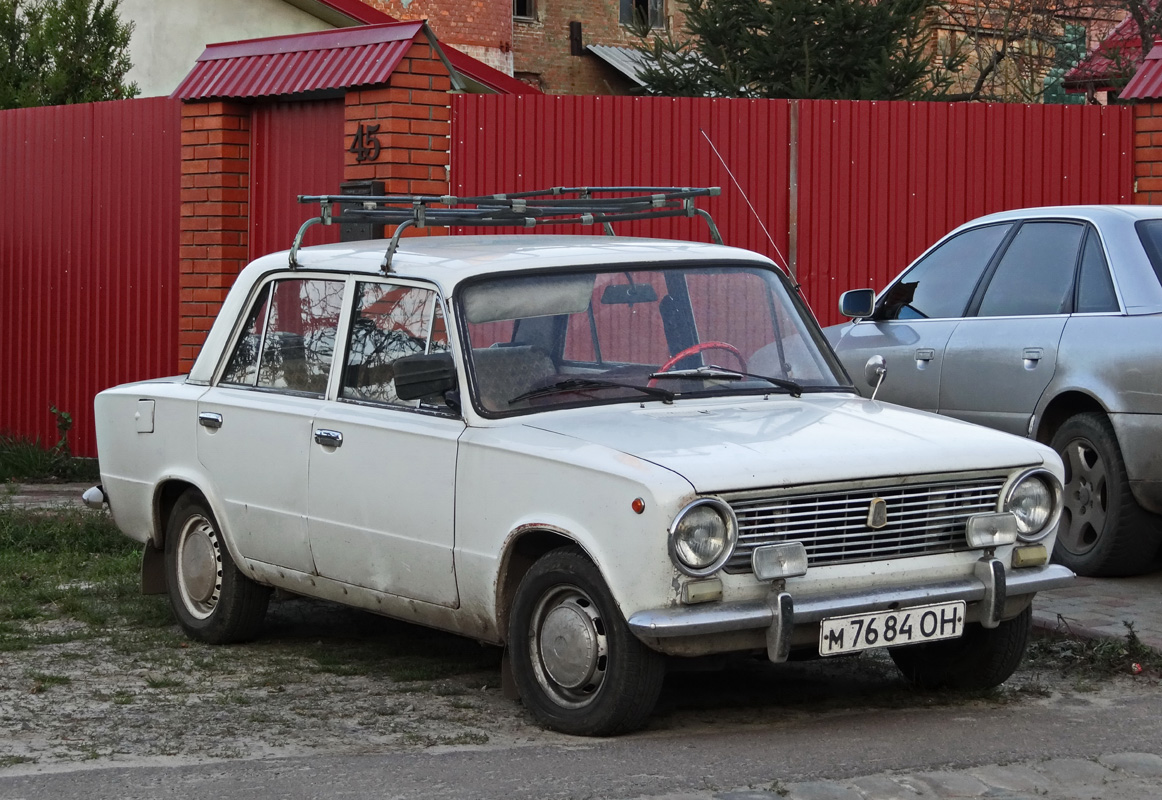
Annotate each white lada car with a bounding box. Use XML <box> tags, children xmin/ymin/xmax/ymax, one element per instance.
<box><xmin>89</xmin><ymin>189</ymin><xmax>1072</xmax><ymax>736</ymax></box>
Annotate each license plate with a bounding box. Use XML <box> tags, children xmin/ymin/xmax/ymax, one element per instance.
<box><xmin>818</xmin><ymin>601</ymin><xmax>965</xmax><ymax>656</ymax></box>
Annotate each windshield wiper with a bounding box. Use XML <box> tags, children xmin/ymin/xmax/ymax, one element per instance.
<box><xmin>648</xmin><ymin>366</ymin><xmax>804</xmax><ymax>398</ymax></box>
<box><xmin>508</xmin><ymin>377</ymin><xmax>675</xmax><ymax>405</ymax></box>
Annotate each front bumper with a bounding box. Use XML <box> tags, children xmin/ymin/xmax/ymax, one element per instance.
<box><xmin>628</xmin><ymin>560</ymin><xmax>1073</xmax><ymax>661</ymax></box>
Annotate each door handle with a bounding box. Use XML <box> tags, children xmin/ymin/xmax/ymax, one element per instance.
<box><xmin>914</xmin><ymin>348</ymin><xmax>935</xmax><ymax>370</ymax></box>
<box><xmin>198</xmin><ymin>412</ymin><xmax>223</xmax><ymax>430</ymax></box>
<box><xmin>314</xmin><ymin>429</ymin><xmax>343</xmax><ymax>448</ymax></box>
<box><xmin>1022</xmin><ymin>348</ymin><xmax>1044</xmax><ymax>369</ymax></box>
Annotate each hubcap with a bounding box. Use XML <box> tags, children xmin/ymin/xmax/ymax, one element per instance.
<box><xmin>540</xmin><ymin>603</ymin><xmax>599</xmax><ymax>690</ymax></box>
<box><xmin>177</xmin><ymin>514</ymin><xmax>223</xmax><ymax>619</ymax></box>
<box><xmin>1057</xmin><ymin>437</ymin><xmax>1108</xmax><ymax>556</ymax></box>
<box><xmin>529</xmin><ymin>585</ymin><xmax>608</xmax><ymax>709</ymax></box>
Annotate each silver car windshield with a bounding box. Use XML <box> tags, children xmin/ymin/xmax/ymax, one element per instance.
<box><xmin>458</xmin><ymin>264</ymin><xmax>852</xmax><ymax>415</ymax></box>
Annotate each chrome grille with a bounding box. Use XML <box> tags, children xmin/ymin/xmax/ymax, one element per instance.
<box><xmin>724</xmin><ymin>477</ymin><xmax>1007</xmax><ymax>572</ymax></box>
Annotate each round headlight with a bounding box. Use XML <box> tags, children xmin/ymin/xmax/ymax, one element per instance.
<box><xmin>1004</xmin><ymin>472</ymin><xmax>1058</xmax><ymax>540</ymax></box>
<box><xmin>669</xmin><ymin>500</ymin><xmax>737</xmax><ymax>576</ymax></box>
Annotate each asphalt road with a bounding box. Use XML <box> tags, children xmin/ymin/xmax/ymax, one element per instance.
<box><xmin>2</xmin><ymin>673</ymin><xmax>1161</xmax><ymax>800</ymax></box>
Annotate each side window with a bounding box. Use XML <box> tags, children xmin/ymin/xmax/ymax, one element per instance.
<box><xmin>221</xmin><ymin>278</ymin><xmax>343</xmax><ymax>395</ymax></box>
<box><xmin>880</xmin><ymin>224</ymin><xmax>1011</xmax><ymax>320</ymax></box>
<box><xmin>1135</xmin><ymin>219</ymin><xmax>1162</xmax><ymax>288</ymax></box>
<box><xmin>977</xmin><ymin>222</ymin><xmax>1084</xmax><ymax>317</ymax></box>
<box><xmin>342</xmin><ymin>282</ymin><xmax>445</xmax><ymax>407</ymax></box>
<box><xmin>221</xmin><ymin>283</ymin><xmax>271</xmax><ymax>386</ymax></box>
<box><xmin>1076</xmin><ymin>229</ymin><xmax>1118</xmax><ymax>313</ymax></box>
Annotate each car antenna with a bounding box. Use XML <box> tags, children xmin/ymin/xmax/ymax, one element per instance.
<box><xmin>700</xmin><ymin>129</ymin><xmax>793</xmax><ymax>281</ymax></box>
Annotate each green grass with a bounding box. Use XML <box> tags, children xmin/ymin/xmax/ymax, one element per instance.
<box><xmin>0</xmin><ymin>506</ymin><xmax>170</xmax><ymax>651</ymax></box>
<box><xmin>0</xmin><ymin>432</ymin><xmax>99</xmax><ymax>482</ymax></box>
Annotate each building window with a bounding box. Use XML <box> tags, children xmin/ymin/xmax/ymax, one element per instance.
<box><xmin>514</xmin><ymin>0</ymin><xmax>535</xmax><ymax>20</ymax></box>
<box><xmin>620</xmin><ymin>0</ymin><xmax>664</xmax><ymax>29</ymax></box>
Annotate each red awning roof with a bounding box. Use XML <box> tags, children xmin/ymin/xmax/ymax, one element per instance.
<box><xmin>1123</xmin><ymin>43</ymin><xmax>1162</xmax><ymax>99</ymax></box>
<box><xmin>173</xmin><ymin>22</ymin><xmax>433</xmax><ymax>100</ymax></box>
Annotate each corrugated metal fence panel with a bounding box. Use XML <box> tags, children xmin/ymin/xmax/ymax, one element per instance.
<box><xmin>798</xmin><ymin>101</ymin><xmax>1134</xmax><ymax>325</ymax></box>
<box><xmin>452</xmin><ymin>95</ymin><xmax>794</xmax><ymax>268</ymax></box>
<box><xmin>0</xmin><ymin>97</ymin><xmax>181</xmax><ymax>458</ymax></box>
<box><xmin>454</xmin><ymin>96</ymin><xmax>1133</xmax><ymax>329</ymax></box>
<box><xmin>249</xmin><ymin>100</ymin><xmax>346</xmax><ymax>259</ymax></box>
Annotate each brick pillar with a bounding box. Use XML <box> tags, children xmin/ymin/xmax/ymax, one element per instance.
<box><xmin>1134</xmin><ymin>102</ymin><xmax>1162</xmax><ymax>205</ymax></box>
<box><xmin>344</xmin><ymin>40</ymin><xmax>452</xmax><ymax>235</ymax></box>
<box><xmin>179</xmin><ymin>101</ymin><xmax>250</xmax><ymax>371</ymax></box>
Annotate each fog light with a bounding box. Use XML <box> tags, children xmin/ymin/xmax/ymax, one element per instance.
<box><xmin>966</xmin><ymin>512</ymin><xmax>1019</xmax><ymax>548</ymax></box>
<box><xmin>681</xmin><ymin>578</ymin><xmax>723</xmax><ymax>605</ymax></box>
<box><xmin>1012</xmin><ymin>544</ymin><xmax>1049</xmax><ymax>568</ymax></box>
<box><xmin>752</xmin><ymin>542</ymin><xmax>808</xmax><ymax>581</ymax></box>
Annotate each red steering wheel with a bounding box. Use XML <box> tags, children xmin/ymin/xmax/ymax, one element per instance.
<box><xmin>649</xmin><ymin>341</ymin><xmax>746</xmax><ymax>387</ymax></box>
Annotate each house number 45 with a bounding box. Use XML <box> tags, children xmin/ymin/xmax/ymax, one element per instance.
<box><xmin>349</xmin><ymin>122</ymin><xmax>382</xmax><ymax>163</ymax></box>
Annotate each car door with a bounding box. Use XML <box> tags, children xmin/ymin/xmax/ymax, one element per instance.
<box><xmin>939</xmin><ymin>220</ymin><xmax>1084</xmax><ymax>435</ymax></box>
<box><xmin>833</xmin><ymin>223</ymin><xmax>1013</xmax><ymax>411</ymax></box>
<box><xmin>307</xmin><ymin>280</ymin><xmax>464</xmax><ymax>608</ymax></box>
<box><xmin>197</xmin><ymin>275</ymin><xmax>345</xmax><ymax>574</ymax></box>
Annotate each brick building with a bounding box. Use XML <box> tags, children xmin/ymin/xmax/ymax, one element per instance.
<box><xmin>366</xmin><ymin>0</ymin><xmax>687</xmax><ymax>94</ymax></box>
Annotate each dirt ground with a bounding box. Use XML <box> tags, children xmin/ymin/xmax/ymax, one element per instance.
<box><xmin>0</xmin><ymin>594</ymin><xmax>1150</xmax><ymax>775</ymax></box>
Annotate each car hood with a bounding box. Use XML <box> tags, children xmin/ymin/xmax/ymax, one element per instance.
<box><xmin>522</xmin><ymin>394</ymin><xmax>1052</xmax><ymax>493</ymax></box>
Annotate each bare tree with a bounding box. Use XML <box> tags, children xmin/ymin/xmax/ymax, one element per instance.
<box><xmin>935</xmin><ymin>0</ymin><xmax>1123</xmax><ymax>102</ymax></box>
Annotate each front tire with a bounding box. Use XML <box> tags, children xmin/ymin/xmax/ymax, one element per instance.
<box><xmin>1050</xmin><ymin>413</ymin><xmax>1161</xmax><ymax>577</ymax></box>
<box><xmin>164</xmin><ymin>491</ymin><xmax>270</xmax><ymax>644</ymax></box>
<box><xmin>508</xmin><ymin>547</ymin><xmax>665</xmax><ymax>736</ymax></box>
<box><xmin>889</xmin><ymin>605</ymin><xmax>1031</xmax><ymax>691</ymax></box>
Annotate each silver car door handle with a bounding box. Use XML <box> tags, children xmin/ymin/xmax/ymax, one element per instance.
<box><xmin>314</xmin><ymin>429</ymin><xmax>343</xmax><ymax>448</ymax></box>
<box><xmin>1023</xmin><ymin>348</ymin><xmax>1044</xmax><ymax>369</ymax></box>
<box><xmin>198</xmin><ymin>412</ymin><xmax>223</xmax><ymax>430</ymax></box>
<box><xmin>914</xmin><ymin>348</ymin><xmax>935</xmax><ymax>369</ymax></box>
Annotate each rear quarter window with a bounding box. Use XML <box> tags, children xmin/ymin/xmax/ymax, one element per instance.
<box><xmin>1135</xmin><ymin>219</ymin><xmax>1162</xmax><ymax>288</ymax></box>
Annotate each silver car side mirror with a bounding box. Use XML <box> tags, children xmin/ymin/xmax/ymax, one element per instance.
<box><xmin>864</xmin><ymin>355</ymin><xmax>887</xmax><ymax>401</ymax></box>
<box><xmin>839</xmin><ymin>288</ymin><xmax>875</xmax><ymax>319</ymax></box>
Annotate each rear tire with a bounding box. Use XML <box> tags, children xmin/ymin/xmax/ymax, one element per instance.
<box><xmin>164</xmin><ymin>491</ymin><xmax>270</xmax><ymax>644</ymax></box>
<box><xmin>507</xmin><ymin>547</ymin><xmax>665</xmax><ymax>736</ymax></box>
<box><xmin>1050</xmin><ymin>413</ymin><xmax>1162</xmax><ymax>577</ymax></box>
<box><xmin>889</xmin><ymin>605</ymin><xmax>1031</xmax><ymax>691</ymax></box>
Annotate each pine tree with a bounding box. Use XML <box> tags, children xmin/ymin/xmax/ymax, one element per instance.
<box><xmin>635</xmin><ymin>0</ymin><xmax>953</xmax><ymax>101</ymax></box>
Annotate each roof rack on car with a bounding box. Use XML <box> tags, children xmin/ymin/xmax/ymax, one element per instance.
<box><xmin>291</xmin><ymin>186</ymin><xmax>723</xmax><ymax>273</ymax></box>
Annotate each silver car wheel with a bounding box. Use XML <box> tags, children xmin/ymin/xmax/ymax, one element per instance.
<box><xmin>175</xmin><ymin>513</ymin><xmax>223</xmax><ymax>620</ymax></box>
<box><xmin>1057</xmin><ymin>436</ymin><xmax>1108</xmax><ymax>556</ymax></box>
<box><xmin>528</xmin><ymin>584</ymin><xmax>608</xmax><ymax>709</ymax></box>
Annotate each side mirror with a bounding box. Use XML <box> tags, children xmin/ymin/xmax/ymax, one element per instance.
<box><xmin>864</xmin><ymin>355</ymin><xmax>887</xmax><ymax>400</ymax></box>
<box><xmin>839</xmin><ymin>288</ymin><xmax>876</xmax><ymax>319</ymax></box>
<box><xmin>394</xmin><ymin>352</ymin><xmax>457</xmax><ymax>402</ymax></box>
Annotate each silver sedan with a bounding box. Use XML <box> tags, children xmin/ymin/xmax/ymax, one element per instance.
<box><xmin>825</xmin><ymin>205</ymin><xmax>1162</xmax><ymax>577</ymax></box>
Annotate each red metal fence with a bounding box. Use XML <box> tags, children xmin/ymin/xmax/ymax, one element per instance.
<box><xmin>0</xmin><ymin>93</ymin><xmax>1138</xmax><ymax>459</ymax></box>
<box><xmin>0</xmin><ymin>97</ymin><xmax>182</xmax><ymax>458</ymax></box>
<box><xmin>249</xmin><ymin>99</ymin><xmax>346</xmax><ymax>258</ymax></box>
<box><xmin>451</xmin><ymin>95</ymin><xmax>1135</xmax><ymax>325</ymax></box>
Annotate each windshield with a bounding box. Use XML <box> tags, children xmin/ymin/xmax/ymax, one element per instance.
<box><xmin>457</xmin><ymin>263</ymin><xmax>852</xmax><ymax>415</ymax></box>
